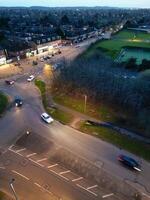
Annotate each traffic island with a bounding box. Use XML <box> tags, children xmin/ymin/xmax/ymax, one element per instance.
<box><xmin>35</xmin><ymin>79</ymin><xmax>74</xmax><ymax>125</ymax></box>
<box><xmin>0</xmin><ymin>93</ymin><xmax>9</xmax><ymax>117</ymax></box>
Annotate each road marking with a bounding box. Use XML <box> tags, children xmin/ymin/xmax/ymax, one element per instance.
<box><xmin>26</xmin><ymin>153</ymin><xmax>37</xmax><ymax>158</ymax></box>
<box><xmin>87</xmin><ymin>185</ymin><xmax>98</xmax><ymax>190</ymax></box>
<box><xmin>12</xmin><ymin>170</ymin><xmax>29</xmax><ymax>180</ymax></box>
<box><xmin>34</xmin><ymin>182</ymin><xmax>41</xmax><ymax>188</ymax></box>
<box><xmin>0</xmin><ymin>166</ymin><xmax>5</xmax><ymax>169</ymax></box>
<box><xmin>102</xmin><ymin>193</ymin><xmax>114</xmax><ymax>198</ymax></box>
<box><xmin>47</xmin><ymin>164</ymin><xmax>58</xmax><ymax>168</ymax></box>
<box><xmin>59</xmin><ymin>170</ymin><xmax>70</xmax><ymax>175</ymax></box>
<box><xmin>37</xmin><ymin>158</ymin><xmax>47</xmax><ymax>163</ymax></box>
<box><xmin>8</xmin><ymin>144</ymin><xmax>14</xmax><ymax>150</ymax></box>
<box><xmin>72</xmin><ymin>177</ymin><xmax>83</xmax><ymax>182</ymax></box>
<box><xmin>29</xmin><ymin>158</ymin><xmax>44</xmax><ymax>167</ymax></box>
<box><xmin>142</xmin><ymin>193</ymin><xmax>150</xmax><ymax>199</ymax></box>
<box><xmin>34</xmin><ymin>182</ymin><xmax>52</xmax><ymax>195</ymax></box>
<box><xmin>16</xmin><ymin>148</ymin><xmax>26</xmax><ymax>153</ymax></box>
<box><xmin>76</xmin><ymin>184</ymin><xmax>98</xmax><ymax>197</ymax></box>
<box><xmin>50</xmin><ymin>170</ymin><xmax>69</xmax><ymax>181</ymax></box>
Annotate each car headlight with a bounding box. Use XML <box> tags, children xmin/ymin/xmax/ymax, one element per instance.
<box><xmin>16</xmin><ymin>103</ymin><xmax>18</xmax><ymax>106</ymax></box>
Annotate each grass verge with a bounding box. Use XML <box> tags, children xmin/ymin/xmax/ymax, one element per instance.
<box><xmin>79</xmin><ymin>122</ymin><xmax>150</xmax><ymax>161</ymax></box>
<box><xmin>35</xmin><ymin>79</ymin><xmax>73</xmax><ymax>124</ymax></box>
<box><xmin>0</xmin><ymin>191</ymin><xmax>5</xmax><ymax>200</ymax></box>
<box><xmin>53</xmin><ymin>92</ymin><xmax>125</xmax><ymax>123</ymax></box>
<box><xmin>0</xmin><ymin>93</ymin><xmax>8</xmax><ymax>116</ymax></box>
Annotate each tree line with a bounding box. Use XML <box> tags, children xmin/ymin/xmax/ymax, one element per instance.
<box><xmin>52</xmin><ymin>52</ymin><xmax>150</xmax><ymax>137</ymax></box>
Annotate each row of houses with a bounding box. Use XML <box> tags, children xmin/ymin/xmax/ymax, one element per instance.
<box><xmin>0</xmin><ymin>39</ymin><xmax>62</xmax><ymax>65</ymax></box>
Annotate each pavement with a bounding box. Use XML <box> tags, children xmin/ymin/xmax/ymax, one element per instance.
<box><xmin>0</xmin><ymin>38</ymin><xmax>149</xmax><ymax>200</ymax></box>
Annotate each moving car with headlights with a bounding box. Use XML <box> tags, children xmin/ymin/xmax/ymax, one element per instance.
<box><xmin>27</xmin><ymin>75</ymin><xmax>35</xmax><ymax>82</ymax></box>
<box><xmin>41</xmin><ymin>113</ymin><xmax>54</xmax><ymax>124</ymax></box>
<box><xmin>5</xmin><ymin>80</ymin><xmax>15</xmax><ymax>85</ymax></box>
<box><xmin>15</xmin><ymin>98</ymin><xmax>23</xmax><ymax>107</ymax></box>
<box><xmin>117</xmin><ymin>154</ymin><xmax>141</xmax><ymax>172</ymax></box>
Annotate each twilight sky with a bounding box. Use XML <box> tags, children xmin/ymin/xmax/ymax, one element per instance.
<box><xmin>0</xmin><ymin>0</ymin><xmax>150</xmax><ymax>8</ymax></box>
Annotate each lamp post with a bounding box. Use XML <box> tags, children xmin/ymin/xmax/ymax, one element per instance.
<box><xmin>84</xmin><ymin>95</ymin><xmax>87</xmax><ymax>113</ymax></box>
<box><xmin>9</xmin><ymin>178</ymin><xmax>19</xmax><ymax>200</ymax></box>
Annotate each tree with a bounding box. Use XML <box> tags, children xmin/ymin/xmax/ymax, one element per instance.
<box><xmin>56</xmin><ymin>27</ymin><xmax>65</xmax><ymax>39</ymax></box>
<box><xmin>61</xmin><ymin>15</ymin><xmax>70</xmax><ymax>25</ymax></box>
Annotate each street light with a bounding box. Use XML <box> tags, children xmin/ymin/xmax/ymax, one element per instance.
<box><xmin>84</xmin><ymin>95</ymin><xmax>87</xmax><ymax>113</ymax></box>
<box><xmin>9</xmin><ymin>178</ymin><xmax>19</xmax><ymax>200</ymax></box>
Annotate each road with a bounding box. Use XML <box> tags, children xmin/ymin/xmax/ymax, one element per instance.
<box><xmin>0</xmin><ymin>39</ymin><xmax>149</xmax><ymax>200</ymax></box>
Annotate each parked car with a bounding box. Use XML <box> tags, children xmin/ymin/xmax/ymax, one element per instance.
<box><xmin>27</xmin><ymin>75</ymin><xmax>35</xmax><ymax>82</ymax></box>
<box><xmin>5</xmin><ymin>80</ymin><xmax>15</xmax><ymax>85</ymax></box>
<box><xmin>41</xmin><ymin>113</ymin><xmax>54</xmax><ymax>124</ymax></box>
<box><xmin>117</xmin><ymin>154</ymin><xmax>141</xmax><ymax>171</ymax></box>
<box><xmin>15</xmin><ymin>98</ymin><xmax>23</xmax><ymax>107</ymax></box>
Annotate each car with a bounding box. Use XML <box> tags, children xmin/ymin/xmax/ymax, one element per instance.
<box><xmin>27</xmin><ymin>75</ymin><xmax>35</xmax><ymax>82</ymax></box>
<box><xmin>117</xmin><ymin>154</ymin><xmax>141</xmax><ymax>172</ymax></box>
<box><xmin>15</xmin><ymin>98</ymin><xmax>23</xmax><ymax>107</ymax></box>
<box><xmin>5</xmin><ymin>80</ymin><xmax>15</xmax><ymax>85</ymax></box>
<box><xmin>41</xmin><ymin>113</ymin><xmax>54</xmax><ymax>124</ymax></box>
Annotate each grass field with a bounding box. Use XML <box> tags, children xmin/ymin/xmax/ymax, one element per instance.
<box><xmin>80</xmin><ymin>122</ymin><xmax>150</xmax><ymax>161</ymax></box>
<box><xmin>117</xmin><ymin>48</ymin><xmax>150</xmax><ymax>64</ymax></box>
<box><xmin>85</xmin><ymin>30</ymin><xmax>150</xmax><ymax>59</ymax></box>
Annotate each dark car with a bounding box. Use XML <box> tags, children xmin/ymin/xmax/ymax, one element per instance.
<box><xmin>15</xmin><ymin>98</ymin><xmax>23</xmax><ymax>107</ymax></box>
<box><xmin>117</xmin><ymin>154</ymin><xmax>141</xmax><ymax>172</ymax></box>
<box><xmin>5</xmin><ymin>80</ymin><xmax>15</xmax><ymax>85</ymax></box>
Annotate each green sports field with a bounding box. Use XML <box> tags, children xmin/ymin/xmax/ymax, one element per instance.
<box><xmin>86</xmin><ymin>30</ymin><xmax>150</xmax><ymax>60</ymax></box>
<box><xmin>117</xmin><ymin>48</ymin><xmax>150</xmax><ymax>64</ymax></box>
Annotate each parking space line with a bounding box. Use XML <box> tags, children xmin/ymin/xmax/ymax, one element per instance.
<box><xmin>47</xmin><ymin>164</ymin><xmax>58</xmax><ymax>168</ymax></box>
<box><xmin>12</xmin><ymin>170</ymin><xmax>29</xmax><ymax>180</ymax></box>
<box><xmin>26</xmin><ymin>153</ymin><xmax>37</xmax><ymax>158</ymax></box>
<box><xmin>37</xmin><ymin>158</ymin><xmax>47</xmax><ymax>163</ymax></box>
<box><xmin>76</xmin><ymin>184</ymin><xmax>98</xmax><ymax>197</ymax></box>
<box><xmin>142</xmin><ymin>193</ymin><xmax>150</xmax><ymax>199</ymax></box>
<box><xmin>102</xmin><ymin>193</ymin><xmax>114</xmax><ymax>198</ymax></box>
<box><xmin>8</xmin><ymin>145</ymin><xmax>14</xmax><ymax>150</ymax></box>
<box><xmin>29</xmin><ymin>158</ymin><xmax>44</xmax><ymax>167</ymax></box>
<box><xmin>59</xmin><ymin>170</ymin><xmax>70</xmax><ymax>175</ymax></box>
<box><xmin>87</xmin><ymin>185</ymin><xmax>98</xmax><ymax>190</ymax></box>
<box><xmin>50</xmin><ymin>170</ymin><xmax>69</xmax><ymax>181</ymax></box>
<box><xmin>16</xmin><ymin>148</ymin><xmax>26</xmax><ymax>153</ymax></box>
<box><xmin>0</xmin><ymin>166</ymin><xmax>5</xmax><ymax>169</ymax></box>
<box><xmin>34</xmin><ymin>182</ymin><xmax>52</xmax><ymax>195</ymax></box>
<box><xmin>72</xmin><ymin>177</ymin><xmax>83</xmax><ymax>182</ymax></box>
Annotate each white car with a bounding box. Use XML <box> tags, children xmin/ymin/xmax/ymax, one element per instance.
<box><xmin>41</xmin><ymin>113</ymin><xmax>54</xmax><ymax>124</ymax></box>
<box><xmin>27</xmin><ymin>75</ymin><xmax>35</xmax><ymax>82</ymax></box>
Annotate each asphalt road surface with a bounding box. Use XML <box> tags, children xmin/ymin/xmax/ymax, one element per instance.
<box><xmin>0</xmin><ymin>41</ymin><xmax>149</xmax><ymax>200</ymax></box>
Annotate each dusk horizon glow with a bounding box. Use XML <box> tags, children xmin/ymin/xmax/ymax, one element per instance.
<box><xmin>0</xmin><ymin>0</ymin><xmax>150</xmax><ymax>8</ymax></box>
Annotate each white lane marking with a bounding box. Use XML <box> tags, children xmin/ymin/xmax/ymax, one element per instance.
<box><xmin>34</xmin><ymin>182</ymin><xmax>52</xmax><ymax>195</ymax></box>
<box><xmin>76</xmin><ymin>184</ymin><xmax>97</xmax><ymax>197</ymax></box>
<box><xmin>142</xmin><ymin>193</ymin><xmax>150</xmax><ymax>199</ymax></box>
<box><xmin>16</xmin><ymin>148</ymin><xmax>26</xmax><ymax>153</ymax></box>
<box><xmin>50</xmin><ymin>170</ymin><xmax>69</xmax><ymax>181</ymax></box>
<box><xmin>29</xmin><ymin>158</ymin><xmax>44</xmax><ymax>167</ymax></box>
<box><xmin>47</xmin><ymin>164</ymin><xmax>58</xmax><ymax>168</ymax></box>
<box><xmin>0</xmin><ymin>166</ymin><xmax>5</xmax><ymax>169</ymax></box>
<box><xmin>59</xmin><ymin>170</ymin><xmax>70</xmax><ymax>175</ymax></box>
<box><xmin>12</xmin><ymin>170</ymin><xmax>29</xmax><ymax>180</ymax></box>
<box><xmin>26</xmin><ymin>153</ymin><xmax>37</xmax><ymax>158</ymax></box>
<box><xmin>37</xmin><ymin>158</ymin><xmax>47</xmax><ymax>163</ymax></box>
<box><xmin>72</xmin><ymin>177</ymin><xmax>83</xmax><ymax>182</ymax></box>
<box><xmin>87</xmin><ymin>185</ymin><xmax>98</xmax><ymax>190</ymax></box>
<box><xmin>102</xmin><ymin>193</ymin><xmax>114</xmax><ymax>198</ymax></box>
<box><xmin>34</xmin><ymin>182</ymin><xmax>41</xmax><ymax>188</ymax></box>
<box><xmin>8</xmin><ymin>144</ymin><xmax>14</xmax><ymax>150</ymax></box>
